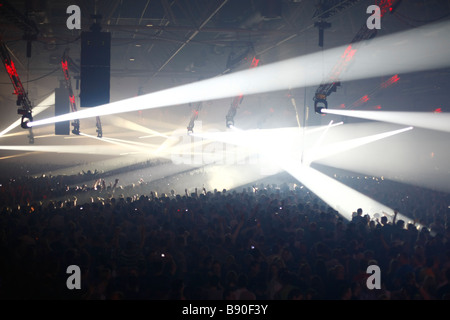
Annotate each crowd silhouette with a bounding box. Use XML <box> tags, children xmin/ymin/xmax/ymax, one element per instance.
<box><xmin>0</xmin><ymin>161</ymin><xmax>450</xmax><ymax>300</ymax></box>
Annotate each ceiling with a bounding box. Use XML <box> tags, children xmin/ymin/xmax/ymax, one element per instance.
<box><xmin>0</xmin><ymin>0</ymin><xmax>449</xmax><ymax>168</ymax></box>
<box><xmin>0</xmin><ymin>0</ymin><xmax>449</xmax><ymax>106</ymax></box>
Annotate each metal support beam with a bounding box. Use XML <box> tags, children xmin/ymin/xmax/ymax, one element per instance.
<box><xmin>152</xmin><ymin>0</ymin><xmax>229</xmax><ymax>77</ymax></box>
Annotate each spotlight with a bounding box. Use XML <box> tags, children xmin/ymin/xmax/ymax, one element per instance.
<box><xmin>187</xmin><ymin>102</ymin><xmax>202</xmax><ymax>134</ymax></box>
<box><xmin>314</xmin><ymin>94</ymin><xmax>328</xmax><ymax>114</ymax></box>
<box><xmin>71</xmin><ymin>120</ymin><xmax>80</xmax><ymax>135</ymax></box>
<box><xmin>226</xmin><ymin>116</ymin><xmax>235</xmax><ymax>128</ymax></box>
<box><xmin>20</xmin><ymin>111</ymin><xmax>33</xmax><ymax>129</ymax></box>
<box><xmin>226</xmin><ymin>101</ymin><xmax>238</xmax><ymax>128</ymax></box>
<box><xmin>96</xmin><ymin>116</ymin><xmax>103</xmax><ymax>138</ymax></box>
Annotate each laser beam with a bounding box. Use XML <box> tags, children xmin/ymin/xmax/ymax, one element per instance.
<box><xmin>279</xmin><ymin>158</ymin><xmax>416</xmax><ymax>224</ymax></box>
<box><xmin>323</xmin><ymin>109</ymin><xmax>450</xmax><ymax>133</ymax></box>
<box><xmin>305</xmin><ymin>126</ymin><xmax>414</xmax><ymax>164</ymax></box>
<box><xmin>0</xmin><ymin>144</ymin><xmax>132</xmax><ymax>156</ymax></box>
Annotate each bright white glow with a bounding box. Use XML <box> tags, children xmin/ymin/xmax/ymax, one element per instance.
<box><xmin>191</xmin><ymin>124</ymin><xmax>420</xmax><ymax>224</ymax></box>
<box><xmin>305</xmin><ymin>120</ymin><xmax>335</xmax><ymax>165</ymax></box>
<box><xmin>306</xmin><ymin>122</ymin><xmax>344</xmax><ymax>134</ymax></box>
<box><xmin>0</xmin><ymin>144</ymin><xmax>134</xmax><ymax>156</ymax></box>
<box><xmin>305</xmin><ymin>126</ymin><xmax>414</xmax><ymax>164</ymax></box>
<box><xmin>206</xmin><ymin>163</ymin><xmax>283</xmax><ymax>191</ymax></box>
<box><xmin>0</xmin><ymin>131</ymin><xmax>28</xmax><ymax>139</ymax></box>
<box><xmin>107</xmin><ymin>115</ymin><xmax>172</xmax><ymax>138</ymax></box>
<box><xmin>33</xmin><ymin>134</ymin><xmax>58</xmax><ymax>139</ymax></box>
<box><xmin>27</xmin><ymin>20</ymin><xmax>450</xmax><ymax>128</ymax></box>
<box><xmin>0</xmin><ymin>151</ymin><xmax>40</xmax><ymax>160</ymax></box>
<box><xmin>313</xmin><ymin>124</ymin><xmax>450</xmax><ymax>193</ymax></box>
<box><xmin>279</xmin><ymin>159</ymin><xmax>415</xmax><ymax>223</ymax></box>
<box><xmin>37</xmin><ymin>156</ymin><xmax>153</xmax><ymax>177</ymax></box>
<box><xmin>323</xmin><ymin>109</ymin><xmax>450</xmax><ymax>133</ymax></box>
<box><xmin>79</xmin><ymin>133</ymin><xmax>152</xmax><ymax>155</ymax></box>
<box><xmin>102</xmin><ymin>136</ymin><xmax>159</xmax><ymax>149</ymax></box>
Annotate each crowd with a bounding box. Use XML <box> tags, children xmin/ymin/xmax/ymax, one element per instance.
<box><xmin>0</xmin><ymin>162</ymin><xmax>450</xmax><ymax>300</ymax></box>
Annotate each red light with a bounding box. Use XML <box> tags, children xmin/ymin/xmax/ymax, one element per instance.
<box><xmin>251</xmin><ymin>57</ymin><xmax>260</xmax><ymax>68</ymax></box>
<box><xmin>331</xmin><ymin>45</ymin><xmax>358</xmax><ymax>79</ymax></box>
<box><xmin>377</xmin><ymin>0</ymin><xmax>395</xmax><ymax>17</ymax></box>
<box><xmin>381</xmin><ymin>74</ymin><xmax>400</xmax><ymax>88</ymax></box>
<box><xmin>61</xmin><ymin>60</ymin><xmax>68</xmax><ymax>71</ymax></box>
<box><xmin>269</xmin><ymin>108</ymin><xmax>274</xmax><ymax>113</ymax></box>
<box><xmin>5</xmin><ymin>60</ymin><xmax>18</xmax><ymax>78</ymax></box>
<box><xmin>345</xmin><ymin>49</ymin><xmax>357</xmax><ymax>62</ymax></box>
<box><xmin>352</xmin><ymin>95</ymin><xmax>370</xmax><ymax>108</ymax></box>
<box><xmin>434</xmin><ymin>108</ymin><xmax>442</xmax><ymax>113</ymax></box>
<box><xmin>340</xmin><ymin>45</ymin><xmax>357</xmax><ymax>61</ymax></box>
<box><xmin>341</xmin><ymin>45</ymin><xmax>353</xmax><ymax>59</ymax></box>
<box><xmin>375</xmin><ymin>105</ymin><xmax>382</xmax><ymax>109</ymax></box>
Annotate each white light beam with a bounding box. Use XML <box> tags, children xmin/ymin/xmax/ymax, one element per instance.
<box><xmin>26</xmin><ymin>20</ymin><xmax>450</xmax><ymax>128</ymax></box>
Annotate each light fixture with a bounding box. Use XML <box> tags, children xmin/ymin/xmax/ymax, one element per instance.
<box><xmin>314</xmin><ymin>93</ymin><xmax>327</xmax><ymax>114</ymax></box>
<box><xmin>20</xmin><ymin>111</ymin><xmax>33</xmax><ymax>129</ymax></box>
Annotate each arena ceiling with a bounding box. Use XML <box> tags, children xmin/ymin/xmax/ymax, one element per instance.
<box><xmin>0</xmin><ymin>0</ymin><xmax>449</xmax><ymax>171</ymax></box>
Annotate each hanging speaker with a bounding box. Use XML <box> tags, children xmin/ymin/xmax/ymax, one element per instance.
<box><xmin>54</xmin><ymin>87</ymin><xmax>71</xmax><ymax>135</ymax></box>
<box><xmin>80</xmin><ymin>30</ymin><xmax>111</xmax><ymax>108</ymax></box>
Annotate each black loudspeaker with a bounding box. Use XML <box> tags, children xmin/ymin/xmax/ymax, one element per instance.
<box><xmin>80</xmin><ymin>30</ymin><xmax>111</xmax><ymax>108</ymax></box>
<box><xmin>261</xmin><ymin>0</ymin><xmax>282</xmax><ymax>19</ymax></box>
<box><xmin>55</xmin><ymin>87</ymin><xmax>71</xmax><ymax>135</ymax></box>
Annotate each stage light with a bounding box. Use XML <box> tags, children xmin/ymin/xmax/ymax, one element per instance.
<box><xmin>305</xmin><ymin>126</ymin><xmax>414</xmax><ymax>164</ymax></box>
<box><xmin>322</xmin><ymin>109</ymin><xmax>450</xmax><ymax>133</ymax></box>
<box><xmin>0</xmin><ymin>92</ymin><xmax>54</xmax><ymax>138</ymax></box>
<box><xmin>72</xmin><ymin>120</ymin><xmax>80</xmax><ymax>135</ymax></box>
<box><xmin>226</xmin><ymin>116</ymin><xmax>235</xmax><ymax>128</ymax></box>
<box><xmin>101</xmin><ymin>136</ymin><xmax>159</xmax><ymax>149</ymax></box>
<box><xmin>25</xmin><ymin>20</ymin><xmax>450</xmax><ymax>129</ymax></box>
<box><xmin>314</xmin><ymin>94</ymin><xmax>328</xmax><ymax>114</ymax></box>
<box><xmin>20</xmin><ymin>112</ymin><xmax>33</xmax><ymax>129</ymax></box>
<box><xmin>192</xmin><ymin>125</ymin><xmax>418</xmax><ymax>224</ymax></box>
<box><xmin>0</xmin><ymin>144</ymin><xmax>131</xmax><ymax>156</ymax></box>
<box><xmin>107</xmin><ymin>115</ymin><xmax>171</xmax><ymax>139</ymax></box>
<box><xmin>0</xmin><ymin>152</ymin><xmax>39</xmax><ymax>160</ymax></box>
<box><xmin>279</xmin><ymin>158</ymin><xmax>416</xmax><ymax>223</ymax></box>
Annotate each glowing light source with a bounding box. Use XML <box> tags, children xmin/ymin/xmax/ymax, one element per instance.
<box><xmin>0</xmin><ymin>144</ymin><xmax>130</xmax><ymax>156</ymax></box>
<box><xmin>381</xmin><ymin>74</ymin><xmax>400</xmax><ymax>88</ymax></box>
<box><xmin>279</xmin><ymin>159</ymin><xmax>415</xmax><ymax>223</ymax></box>
<box><xmin>0</xmin><ymin>92</ymin><xmax>55</xmax><ymax>137</ymax></box>
<box><xmin>25</xmin><ymin>20</ymin><xmax>450</xmax><ymax>128</ymax></box>
<box><xmin>304</xmin><ymin>126</ymin><xmax>414</xmax><ymax>164</ymax></box>
<box><xmin>322</xmin><ymin>109</ymin><xmax>450</xmax><ymax>133</ymax></box>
